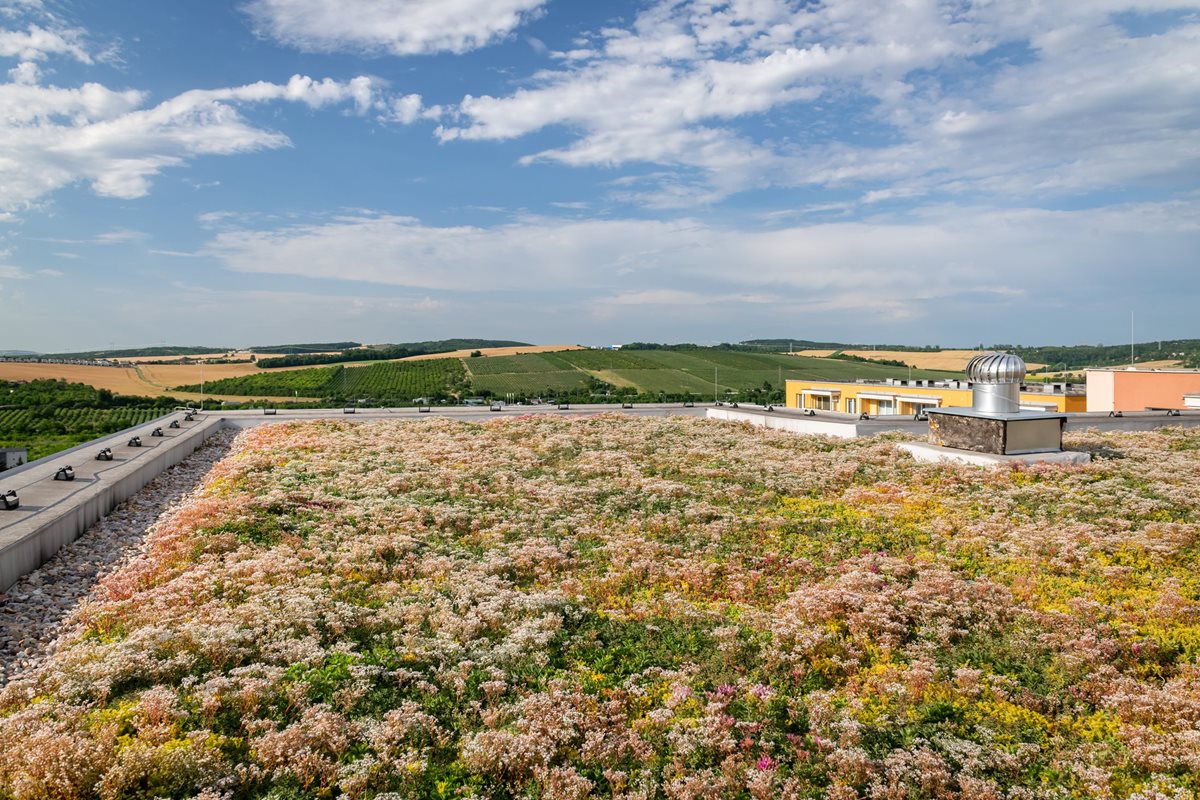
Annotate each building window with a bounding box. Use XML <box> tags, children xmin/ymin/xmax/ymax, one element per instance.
<box><xmin>846</xmin><ymin>398</ymin><xmax>856</xmax><ymax>414</ymax></box>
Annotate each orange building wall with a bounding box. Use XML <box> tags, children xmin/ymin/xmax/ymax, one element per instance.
<box><xmin>1092</xmin><ymin>370</ymin><xmax>1200</xmax><ymax>412</ymax></box>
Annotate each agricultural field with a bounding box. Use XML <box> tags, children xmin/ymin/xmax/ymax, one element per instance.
<box><xmin>462</xmin><ymin>353</ymin><xmax>569</xmax><ymax>375</ymax></box>
<box><xmin>174</xmin><ymin>366</ymin><xmax>340</xmax><ymax>398</ymax></box>
<box><xmin>138</xmin><ymin>362</ymin><xmax>276</xmax><ymax>388</ymax></box>
<box><xmin>470</xmin><ymin>370</ymin><xmax>593</xmax><ymax>396</ymax></box>
<box><xmin>110</xmin><ymin>352</ymin><xmax>250</xmax><ymax>364</ymax></box>
<box><xmin>604</xmin><ymin>368</ymin><xmax>716</xmax><ymax>394</ymax></box>
<box><xmin>622</xmin><ymin>350</ymin><xmax>960</xmax><ymax>389</ymax></box>
<box><xmin>798</xmin><ymin>349</ymin><xmax>1049</xmax><ymax>372</ymax></box>
<box><xmin>0</xmin><ymin>362</ymin><xmax>162</xmax><ymax>396</ymax></box>
<box><xmin>0</xmin><ymin>407</ymin><xmax>169</xmax><ymax>461</ymax></box>
<box><xmin>175</xmin><ymin>359</ymin><xmax>467</xmax><ymax>401</ymax></box>
<box><xmin>0</xmin><ymin>362</ymin><xmax>305</xmax><ymax>403</ymax></box>
<box><xmin>402</xmin><ymin>344</ymin><xmax>582</xmax><ymax>362</ymax></box>
<box><xmin>340</xmin><ymin>360</ymin><xmax>467</xmax><ymax>399</ymax></box>
<box><xmin>3</xmin><ymin>417</ymin><xmax>1199</xmax><ymax>798</ymax></box>
<box><xmin>3</xmin><ymin>346</ymin><xmax>979</xmax><ymax>404</ymax></box>
<box><xmin>459</xmin><ymin>349</ymin><xmax>961</xmax><ymax>400</ymax></box>
<box><xmin>0</xmin><ymin>380</ymin><xmax>177</xmax><ymax>461</ymax></box>
<box><xmin>462</xmin><ymin>353</ymin><xmax>596</xmax><ymax>398</ymax></box>
<box><xmin>549</xmin><ymin>349</ymin><xmax>664</xmax><ymax>370</ymax></box>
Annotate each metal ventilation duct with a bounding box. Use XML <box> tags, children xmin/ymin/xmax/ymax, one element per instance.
<box><xmin>966</xmin><ymin>352</ymin><xmax>1026</xmax><ymax>414</ymax></box>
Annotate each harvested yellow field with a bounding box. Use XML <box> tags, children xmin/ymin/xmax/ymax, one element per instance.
<box><xmin>795</xmin><ymin>349</ymin><xmax>1045</xmax><ymax>371</ymax></box>
<box><xmin>401</xmin><ymin>344</ymin><xmax>583</xmax><ymax>361</ymax></box>
<box><xmin>1033</xmin><ymin>359</ymin><xmax>1183</xmax><ymax>379</ymax></box>
<box><xmin>0</xmin><ymin>362</ymin><xmax>159</xmax><ymax>395</ymax></box>
<box><xmin>138</xmin><ymin>362</ymin><xmax>270</xmax><ymax>388</ymax></box>
<box><xmin>1127</xmin><ymin>359</ymin><xmax>1184</xmax><ymax>370</ymax></box>
<box><xmin>0</xmin><ymin>362</ymin><xmax>306</xmax><ymax>403</ymax></box>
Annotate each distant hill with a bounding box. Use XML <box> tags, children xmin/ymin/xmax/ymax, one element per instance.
<box><xmin>621</xmin><ymin>340</ymin><xmax>946</xmax><ymax>352</ymax></box>
<box><xmin>668</xmin><ymin>339</ymin><xmax>1200</xmax><ymax>371</ymax></box>
<box><xmin>392</xmin><ymin>338</ymin><xmax>531</xmax><ymax>351</ymax></box>
<box><xmin>0</xmin><ymin>350</ymin><xmax>39</xmax><ymax>357</ymax></box>
<box><xmin>1007</xmin><ymin>339</ymin><xmax>1200</xmax><ymax>371</ymax></box>
<box><xmin>44</xmin><ymin>346</ymin><xmax>229</xmax><ymax>359</ymax></box>
<box><xmin>248</xmin><ymin>342</ymin><xmax>362</xmax><ymax>355</ymax></box>
<box><xmin>255</xmin><ymin>339</ymin><xmax>533</xmax><ymax>369</ymax></box>
<box><xmin>739</xmin><ymin>339</ymin><xmax>946</xmax><ymax>352</ymax></box>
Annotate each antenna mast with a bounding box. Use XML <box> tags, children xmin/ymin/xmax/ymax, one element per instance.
<box><xmin>1130</xmin><ymin>311</ymin><xmax>1135</xmax><ymax>369</ymax></box>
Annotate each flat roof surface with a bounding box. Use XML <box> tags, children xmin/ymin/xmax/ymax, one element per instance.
<box><xmin>1087</xmin><ymin>367</ymin><xmax>1200</xmax><ymax>374</ymax></box>
<box><xmin>784</xmin><ymin>378</ymin><xmax>1080</xmax><ymax>396</ymax></box>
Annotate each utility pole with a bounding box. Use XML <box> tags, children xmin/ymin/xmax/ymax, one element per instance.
<box><xmin>1130</xmin><ymin>311</ymin><xmax>1135</xmax><ymax>369</ymax></box>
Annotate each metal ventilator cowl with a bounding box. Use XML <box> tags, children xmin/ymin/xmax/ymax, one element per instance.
<box><xmin>966</xmin><ymin>352</ymin><xmax>1026</xmax><ymax>414</ymax></box>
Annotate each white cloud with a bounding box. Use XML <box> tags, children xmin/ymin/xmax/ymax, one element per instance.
<box><xmin>149</xmin><ymin>249</ymin><xmax>201</xmax><ymax>258</ymax></box>
<box><xmin>382</xmin><ymin>92</ymin><xmax>440</xmax><ymax>124</ymax></box>
<box><xmin>94</xmin><ymin>230</ymin><xmax>148</xmax><ymax>245</ymax></box>
<box><xmin>242</xmin><ymin>0</ymin><xmax>548</xmax><ymax>56</ymax></box>
<box><xmin>437</xmin><ymin>0</ymin><xmax>1200</xmax><ymax>206</ymax></box>
<box><xmin>0</xmin><ymin>73</ymin><xmax>383</xmax><ymax>212</ymax></box>
<box><xmin>7</xmin><ymin>59</ymin><xmax>37</xmax><ymax>83</ymax></box>
<box><xmin>0</xmin><ymin>22</ymin><xmax>90</xmax><ymax>62</ymax></box>
<box><xmin>205</xmin><ymin>202</ymin><xmax>1200</xmax><ymax>326</ymax></box>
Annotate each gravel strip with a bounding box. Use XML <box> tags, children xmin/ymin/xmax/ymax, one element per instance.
<box><xmin>0</xmin><ymin>427</ymin><xmax>238</xmax><ymax>685</ymax></box>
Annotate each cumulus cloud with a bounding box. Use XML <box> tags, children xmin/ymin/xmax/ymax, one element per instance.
<box><xmin>0</xmin><ymin>73</ymin><xmax>383</xmax><ymax>212</ymax></box>
<box><xmin>381</xmin><ymin>92</ymin><xmax>440</xmax><ymax>124</ymax></box>
<box><xmin>242</xmin><ymin>0</ymin><xmax>547</xmax><ymax>55</ymax></box>
<box><xmin>437</xmin><ymin>0</ymin><xmax>1200</xmax><ymax>206</ymax></box>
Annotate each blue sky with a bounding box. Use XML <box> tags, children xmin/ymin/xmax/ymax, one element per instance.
<box><xmin>1</xmin><ymin>0</ymin><xmax>1198</xmax><ymax>352</ymax></box>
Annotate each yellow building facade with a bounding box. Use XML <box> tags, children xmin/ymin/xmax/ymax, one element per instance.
<box><xmin>785</xmin><ymin>379</ymin><xmax>1085</xmax><ymax>416</ymax></box>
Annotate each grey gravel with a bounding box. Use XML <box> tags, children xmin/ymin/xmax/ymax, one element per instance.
<box><xmin>0</xmin><ymin>428</ymin><xmax>237</xmax><ymax>685</ymax></box>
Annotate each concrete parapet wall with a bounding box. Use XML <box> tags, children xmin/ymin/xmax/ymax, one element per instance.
<box><xmin>706</xmin><ymin>406</ymin><xmax>863</xmax><ymax>438</ymax></box>
<box><xmin>0</xmin><ymin>416</ymin><xmax>225</xmax><ymax>591</ymax></box>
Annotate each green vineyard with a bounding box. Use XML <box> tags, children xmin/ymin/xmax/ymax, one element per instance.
<box><xmin>0</xmin><ymin>407</ymin><xmax>164</xmax><ymax>432</ymax></box>
<box><xmin>174</xmin><ymin>359</ymin><xmax>468</xmax><ymax>401</ymax></box>
<box><xmin>0</xmin><ymin>407</ymin><xmax>170</xmax><ymax>461</ymax></box>
<box><xmin>174</xmin><ymin>366</ymin><xmax>341</xmax><ymax>398</ymax></box>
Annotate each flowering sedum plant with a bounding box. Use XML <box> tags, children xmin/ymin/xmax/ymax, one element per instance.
<box><xmin>1</xmin><ymin>416</ymin><xmax>1199</xmax><ymax>799</ymax></box>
